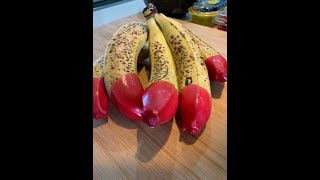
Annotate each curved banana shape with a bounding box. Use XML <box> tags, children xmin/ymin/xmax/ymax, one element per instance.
<box><xmin>141</xmin><ymin>15</ymin><xmax>179</xmax><ymax>127</ymax></box>
<box><xmin>154</xmin><ymin>12</ymin><xmax>212</xmax><ymax>136</ymax></box>
<box><xmin>164</xmin><ymin>15</ymin><xmax>227</xmax><ymax>83</ymax></box>
<box><xmin>103</xmin><ymin>22</ymin><xmax>148</xmax><ymax>121</ymax></box>
<box><xmin>93</xmin><ymin>56</ymin><xmax>108</xmax><ymax>120</ymax></box>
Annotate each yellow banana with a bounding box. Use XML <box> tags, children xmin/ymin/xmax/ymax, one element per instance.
<box><xmin>154</xmin><ymin>13</ymin><xmax>211</xmax><ymax>94</ymax></box>
<box><xmin>103</xmin><ymin>22</ymin><xmax>148</xmax><ymax>121</ymax></box>
<box><xmin>153</xmin><ymin>10</ymin><xmax>212</xmax><ymax>136</ymax></box>
<box><xmin>141</xmin><ymin>15</ymin><xmax>179</xmax><ymax>127</ymax></box>
<box><xmin>163</xmin><ymin>15</ymin><xmax>227</xmax><ymax>82</ymax></box>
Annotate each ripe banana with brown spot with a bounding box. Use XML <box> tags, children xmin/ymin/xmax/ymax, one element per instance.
<box><xmin>141</xmin><ymin>13</ymin><xmax>179</xmax><ymax>127</ymax></box>
<box><xmin>164</xmin><ymin>15</ymin><xmax>227</xmax><ymax>82</ymax></box>
<box><xmin>103</xmin><ymin>22</ymin><xmax>148</xmax><ymax>121</ymax></box>
<box><xmin>153</xmin><ymin>11</ymin><xmax>212</xmax><ymax>136</ymax></box>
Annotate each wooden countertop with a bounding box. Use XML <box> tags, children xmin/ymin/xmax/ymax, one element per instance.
<box><xmin>93</xmin><ymin>13</ymin><xmax>227</xmax><ymax>179</ymax></box>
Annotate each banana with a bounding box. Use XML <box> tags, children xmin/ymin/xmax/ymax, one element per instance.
<box><xmin>164</xmin><ymin>15</ymin><xmax>227</xmax><ymax>82</ymax></box>
<box><xmin>93</xmin><ymin>55</ymin><xmax>108</xmax><ymax>120</ymax></box>
<box><xmin>141</xmin><ymin>13</ymin><xmax>179</xmax><ymax>127</ymax></box>
<box><xmin>152</xmin><ymin>10</ymin><xmax>212</xmax><ymax>136</ymax></box>
<box><xmin>96</xmin><ymin>41</ymin><xmax>149</xmax><ymax>65</ymax></box>
<box><xmin>103</xmin><ymin>22</ymin><xmax>148</xmax><ymax>121</ymax></box>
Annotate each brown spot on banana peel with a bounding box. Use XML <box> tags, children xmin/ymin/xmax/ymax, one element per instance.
<box><xmin>155</xmin><ymin>14</ymin><xmax>210</xmax><ymax>94</ymax></box>
<box><xmin>163</xmin><ymin>16</ymin><xmax>227</xmax><ymax>82</ymax></box>
<box><xmin>102</xmin><ymin>22</ymin><xmax>148</xmax><ymax>121</ymax></box>
<box><xmin>185</xmin><ymin>77</ymin><xmax>192</xmax><ymax>86</ymax></box>
<box><xmin>142</xmin><ymin>15</ymin><xmax>179</xmax><ymax>127</ymax></box>
<box><xmin>154</xmin><ymin>13</ymin><xmax>213</xmax><ymax>136</ymax></box>
<box><xmin>93</xmin><ymin>55</ymin><xmax>105</xmax><ymax>78</ymax></box>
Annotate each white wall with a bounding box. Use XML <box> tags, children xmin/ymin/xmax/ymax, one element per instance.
<box><xmin>93</xmin><ymin>0</ymin><xmax>146</xmax><ymax>28</ymax></box>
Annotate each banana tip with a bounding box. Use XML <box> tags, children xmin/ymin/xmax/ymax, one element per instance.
<box><xmin>109</xmin><ymin>73</ymin><xmax>144</xmax><ymax>121</ymax></box>
<box><xmin>179</xmin><ymin>84</ymin><xmax>212</xmax><ymax>136</ymax></box>
<box><xmin>217</xmin><ymin>73</ymin><xmax>227</xmax><ymax>82</ymax></box>
<box><xmin>93</xmin><ymin>111</ymin><xmax>108</xmax><ymax>120</ymax></box>
<box><xmin>182</xmin><ymin>126</ymin><xmax>200</xmax><ymax>136</ymax></box>
<box><xmin>142</xmin><ymin>109</ymin><xmax>159</xmax><ymax>128</ymax></box>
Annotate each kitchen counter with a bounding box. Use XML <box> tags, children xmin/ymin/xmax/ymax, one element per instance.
<box><xmin>93</xmin><ymin>13</ymin><xmax>227</xmax><ymax>179</ymax></box>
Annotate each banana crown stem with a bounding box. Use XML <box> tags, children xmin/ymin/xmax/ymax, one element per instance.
<box><xmin>143</xmin><ymin>3</ymin><xmax>158</xmax><ymax>19</ymax></box>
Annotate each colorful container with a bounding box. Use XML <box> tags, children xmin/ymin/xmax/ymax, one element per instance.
<box><xmin>188</xmin><ymin>0</ymin><xmax>227</xmax><ymax>27</ymax></box>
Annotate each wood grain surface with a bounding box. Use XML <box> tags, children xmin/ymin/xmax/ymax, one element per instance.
<box><xmin>93</xmin><ymin>13</ymin><xmax>227</xmax><ymax>180</ymax></box>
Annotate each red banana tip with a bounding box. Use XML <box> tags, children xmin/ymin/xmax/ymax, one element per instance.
<box><xmin>141</xmin><ymin>80</ymin><xmax>178</xmax><ymax>127</ymax></box>
<box><xmin>93</xmin><ymin>111</ymin><xmax>108</xmax><ymax>120</ymax></box>
<box><xmin>93</xmin><ymin>77</ymin><xmax>108</xmax><ymax>120</ymax></box>
<box><xmin>217</xmin><ymin>72</ymin><xmax>227</xmax><ymax>82</ymax></box>
<box><xmin>206</xmin><ymin>55</ymin><xmax>227</xmax><ymax>83</ymax></box>
<box><xmin>182</xmin><ymin>123</ymin><xmax>200</xmax><ymax>136</ymax></box>
<box><xmin>142</xmin><ymin>109</ymin><xmax>159</xmax><ymax>128</ymax></box>
<box><xmin>179</xmin><ymin>84</ymin><xmax>212</xmax><ymax>136</ymax></box>
<box><xmin>110</xmin><ymin>73</ymin><xmax>144</xmax><ymax>121</ymax></box>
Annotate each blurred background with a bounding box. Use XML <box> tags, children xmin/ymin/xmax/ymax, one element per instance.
<box><xmin>93</xmin><ymin>0</ymin><xmax>226</xmax><ymax>31</ymax></box>
<box><xmin>93</xmin><ymin>0</ymin><xmax>146</xmax><ymax>28</ymax></box>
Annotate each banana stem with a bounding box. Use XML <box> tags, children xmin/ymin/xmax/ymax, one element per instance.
<box><xmin>143</xmin><ymin>3</ymin><xmax>158</xmax><ymax>19</ymax></box>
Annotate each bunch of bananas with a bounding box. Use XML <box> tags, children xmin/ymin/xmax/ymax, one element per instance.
<box><xmin>93</xmin><ymin>3</ymin><xmax>227</xmax><ymax>136</ymax></box>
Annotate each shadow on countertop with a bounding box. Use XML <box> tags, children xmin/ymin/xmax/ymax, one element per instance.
<box><xmin>175</xmin><ymin>113</ymin><xmax>206</xmax><ymax>145</ymax></box>
<box><xmin>136</xmin><ymin>119</ymin><xmax>173</xmax><ymax>162</ymax></box>
<box><xmin>93</xmin><ymin>118</ymin><xmax>108</xmax><ymax>128</ymax></box>
<box><xmin>108</xmin><ymin>102</ymin><xmax>138</xmax><ymax>129</ymax></box>
<box><xmin>211</xmin><ymin>81</ymin><xmax>225</xmax><ymax>99</ymax></box>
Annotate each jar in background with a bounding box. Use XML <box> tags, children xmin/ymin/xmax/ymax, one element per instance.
<box><xmin>188</xmin><ymin>0</ymin><xmax>227</xmax><ymax>27</ymax></box>
<box><xmin>213</xmin><ymin>7</ymin><xmax>227</xmax><ymax>31</ymax></box>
